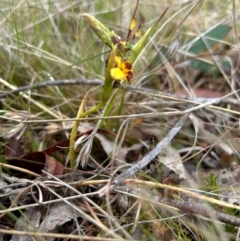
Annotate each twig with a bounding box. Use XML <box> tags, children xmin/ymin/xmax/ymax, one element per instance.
<box><xmin>112</xmin><ymin>112</ymin><xmax>189</xmax><ymax>185</ymax></box>
<box><xmin>1</xmin><ymin>78</ymin><xmax>240</xmax><ymax>106</ymax></box>
<box><xmin>163</xmin><ymin>198</ymin><xmax>240</xmax><ymax>226</ymax></box>
<box><xmin>0</xmin><ymin>78</ymin><xmax>102</xmax><ymax>99</ymax></box>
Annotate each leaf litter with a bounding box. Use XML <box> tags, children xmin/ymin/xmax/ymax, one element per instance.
<box><xmin>2</xmin><ymin>104</ymin><xmax>240</xmax><ymax>240</ymax></box>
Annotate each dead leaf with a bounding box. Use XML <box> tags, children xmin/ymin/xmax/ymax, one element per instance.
<box><xmin>5</xmin><ymin>133</ymin><xmax>21</xmax><ymax>157</ymax></box>
<box><xmin>8</xmin><ymin>152</ymin><xmax>64</xmax><ymax>176</ymax></box>
<box><xmin>11</xmin><ymin>207</ymin><xmax>42</xmax><ymax>241</ymax></box>
<box><xmin>38</xmin><ymin>202</ymin><xmax>75</xmax><ymax>240</ymax></box>
<box><xmin>11</xmin><ymin>202</ymin><xmax>77</xmax><ymax>241</ymax></box>
<box><xmin>159</xmin><ymin>146</ymin><xmax>186</xmax><ymax>180</ymax></box>
<box><xmin>43</xmin><ymin>154</ymin><xmax>64</xmax><ymax>176</ymax></box>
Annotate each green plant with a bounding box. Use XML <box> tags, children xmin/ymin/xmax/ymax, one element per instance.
<box><xmin>69</xmin><ymin>7</ymin><xmax>168</xmax><ymax>169</ymax></box>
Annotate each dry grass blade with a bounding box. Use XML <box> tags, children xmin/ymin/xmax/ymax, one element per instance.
<box><xmin>0</xmin><ymin>78</ymin><xmax>66</xmax><ymax>119</ymax></box>
<box><xmin>0</xmin><ymin>229</ymin><xmax>130</xmax><ymax>241</ymax></box>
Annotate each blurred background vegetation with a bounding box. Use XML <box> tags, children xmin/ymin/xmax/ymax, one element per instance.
<box><xmin>0</xmin><ymin>0</ymin><xmax>236</xmax><ymax>118</ymax></box>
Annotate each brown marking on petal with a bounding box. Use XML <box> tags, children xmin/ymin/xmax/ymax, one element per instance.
<box><xmin>124</xmin><ymin>70</ymin><xmax>133</xmax><ymax>82</ymax></box>
<box><xmin>127</xmin><ymin>71</ymin><xmax>133</xmax><ymax>80</ymax></box>
<box><xmin>125</xmin><ymin>74</ymin><xmax>130</xmax><ymax>82</ymax></box>
<box><xmin>123</xmin><ymin>62</ymin><xmax>133</xmax><ymax>82</ymax></box>
<box><xmin>124</xmin><ymin>62</ymin><xmax>132</xmax><ymax>69</ymax></box>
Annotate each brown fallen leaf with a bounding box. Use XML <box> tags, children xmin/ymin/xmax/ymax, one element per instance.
<box><xmin>42</xmin><ymin>153</ymin><xmax>64</xmax><ymax>176</ymax></box>
<box><xmin>7</xmin><ymin>151</ymin><xmax>64</xmax><ymax>176</ymax></box>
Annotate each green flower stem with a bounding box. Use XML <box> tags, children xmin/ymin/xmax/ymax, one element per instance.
<box><xmin>99</xmin><ymin>88</ymin><xmax>118</xmax><ymax>128</ymax></box>
<box><xmin>102</xmin><ymin>77</ymin><xmax>113</xmax><ymax>102</ymax></box>
<box><xmin>69</xmin><ymin>101</ymin><xmax>105</xmax><ymax>169</ymax></box>
<box><xmin>114</xmin><ymin>86</ymin><xmax>126</xmax><ymax>131</ymax></box>
<box><xmin>102</xmin><ymin>45</ymin><xmax>117</xmax><ymax>101</ymax></box>
<box><xmin>69</xmin><ymin>46</ymin><xmax>117</xmax><ymax>169</ymax></box>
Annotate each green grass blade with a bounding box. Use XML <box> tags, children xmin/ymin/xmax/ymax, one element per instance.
<box><xmin>183</xmin><ymin>24</ymin><xmax>231</xmax><ymax>54</ymax></box>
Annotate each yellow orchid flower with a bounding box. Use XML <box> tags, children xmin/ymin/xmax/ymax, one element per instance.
<box><xmin>110</xmin><ymin>56</ymin><xmax>133</xmax><ymax>82</ymax></box>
